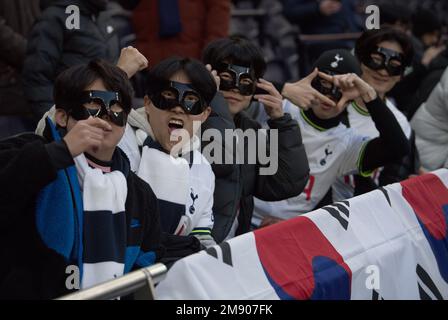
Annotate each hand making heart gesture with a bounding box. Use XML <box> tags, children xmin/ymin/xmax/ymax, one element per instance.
<box><xmin>318</xmin><ymin>72</ymin><xmax>378</xmax><ymax>111</ymax></box>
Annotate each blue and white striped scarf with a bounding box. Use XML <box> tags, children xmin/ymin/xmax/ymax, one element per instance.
<box><xmin>74</xmin><ymin>153</ymin><xmax>128</xmax><ymax>289</ymax></box>
<box><xmin>36</xmin><ymin>118</ymin><xmax>129</xmax><ymax>290</ymax></box>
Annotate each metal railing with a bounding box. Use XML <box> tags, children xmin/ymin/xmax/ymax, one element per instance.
<box><xmin>299</xmin><ymin>32</ymin><xmax>362</xmax><ymax>42</ymax></box>
<box><xmin>231</xmin><ymin>9</ymin><xmax>267</xmax><ymax>18</ymax></box>
<box><xmin>56</xmin><ymin>263</ymin><xmax>167</xmax><ymax>300</ymax></box>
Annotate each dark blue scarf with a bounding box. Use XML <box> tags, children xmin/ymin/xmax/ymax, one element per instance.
<box><xmin>158</xmin><ymin>0</ymin><xmax>182</xmax><ymax>38</ymax></box>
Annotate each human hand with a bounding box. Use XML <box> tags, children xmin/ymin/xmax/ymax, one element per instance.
<box><xmin>63</xmin><ymin>117</ymin><xmax>112</xmax><ymax>157</ymax></box>
<box><xmin>116</xmin><ymin>46</ymin><xmax>149</xmax><ymax>79</ymax></box>
<box><xmin>318</xmin><ymin>72</ymin><xmax>377</xmax><ymax>111</ymax></box>
<box><xmin>282</xmin><ymin>68</ymin><xmax>337</xmax><ymax>110</ymax></box>
<box><xmin>254</xmin><ymin>78</ymin><xmax>284</xmax><ymax>119</ymax></box>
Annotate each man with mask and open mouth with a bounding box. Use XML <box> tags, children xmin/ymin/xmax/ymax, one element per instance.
<box><xmin>118</xmin><ymin>57</ymin><xmax>218</xmax><ymax>250</ymax></box>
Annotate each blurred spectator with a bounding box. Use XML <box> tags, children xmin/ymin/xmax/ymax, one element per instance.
<box><xmin>22</xmin><ymin>0</ymin><xmax>120</xmax><ymax>122</ymax></box>
<box><xmin>411</xmin><ymin>67</ymin><xmax>448</xmax><ymax>171</ymax></box>
<box><xmin>231</xmin><ymin>0</ymin><xmax>300</xmax><ymax>84</ymax></box>
<box><xmin>379</xmin><ymin>3</ymin><xmax>412</xmax><ymax>33</ymax></box>
<box><xmin>411</xmin><ymin>8</ymin><xmax>444</xmax><ymax>66</ymax></box>
<box><xmin>412</xmin><ymin>9</ymin><xmax>442</xmax><ymax>53</ymax></box>
<box><xmin>129</xmin><ymin>0</ymin><xmax>231</xmax><ymax>66</ymax></box>
<box><xmin>386</xmin><ymin>6</ymin><xmax>446</xmax><ymax>117</ymax></box>
<box><xmin>407</xmin><ymin>49</ymin><xmax>448</xmax><ymax>119</ymax></box>
<box><xmin>107</xmin><ymin>1</ymin><xmax>135</xmax><ymax>47</ymax></box>
<box><xmin>0</xmin><ymin>0</ymin><xmax>40</xmax><ymax>139</ymax></box>
<box><xmin>281</xmin><ymin>0</ymin><xmax>362</xmax><ymax>70</ymax></box>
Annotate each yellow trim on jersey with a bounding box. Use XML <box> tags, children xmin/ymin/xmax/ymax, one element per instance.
<box><xmin>352</xmin><ymin>101</ymin><xmax>370</xmax><ymax>117</ymax></box>
<box><xmin>300</xmin><ymin>109</ymin><xmax>327</xmax><ymax>132</ymax></box>
<box><xmin>357</xmin><ymin>141</ymin><xmax>374</xmax><ymax>177</ymax></box>
<box><xmin>190</xmin><ymin>228</ymin><xmax>212</xmax><ymax>235</ymax></box>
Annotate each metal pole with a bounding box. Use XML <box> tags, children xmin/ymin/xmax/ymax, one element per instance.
<box><xmin>56</xmin><ymin>263</ymin><xmax>167</xmax><ymax>300</ymax></box>
<box><xmin>231</xmin><ymin>9</ymin><xmax>267</xmax><ymax>18</ymax></box>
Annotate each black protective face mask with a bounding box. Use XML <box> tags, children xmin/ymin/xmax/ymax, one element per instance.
<box><xmin>362</xmin><ymin>46</ymin><xmax>405</xmax><ymax>76</ymax></box>
<box><xmin>311</xmin><ymin>74</ymin><xmax>343</xmax><ymax>102</ymax></box>
<box><xmin>216</xmin><ymin>62</ymin><xmax>257</xmax><ymax>96</ymax></box>
<box><xmin>150</xmin><ymin>81</ymin><xmax>206</xmax><ymax>115</ymax></box>
<box><xmin>69</xmin><ymin>90</ymin><xmax>128</xmax><ymax>127</ymax></box>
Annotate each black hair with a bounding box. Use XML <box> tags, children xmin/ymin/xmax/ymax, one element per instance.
<box><xmin>412</xmin><ymin>8</ymin><xmax>441</xmax><ymax>39</ymax></box>
<box><xmin>202</xmin><ymin>36</ymin><xmax>266</xmax><ymax>79</ymax></box>
<box><xmin>146</xmin><ymin>56</ymin><xmax>217</xmax><ymax>105</ymax></box>
<box><xmin>355</xmin><ymin>27</ymin><xmax>414</xmax><ymax>67</ymax></box>
<box><xmin>54</xmin><ymin>59</ymin><xmax>134</xmax><ymax>113</ymax></box>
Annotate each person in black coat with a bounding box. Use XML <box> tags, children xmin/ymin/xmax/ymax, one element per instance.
<box><xmin>281</xmin><ymin>0</ymin><xmax>362</xmax><ymax>72</ymax></box>
<box><xmin>0</xmin><ymin>59</ymin><xmax>163</xmax><ymax>299</ymax></box>
<box><xmin>22</xmin><ymin>0</ymin><xmax>120</xmax><ymax>121</ymax></box>
<box><xmin>0</xmin><ymin>0</ymin><xmax>41</xmax><ymax>138</ymax></box>
<box><xmin>202</xmin><ymin>37</ymin><xmax>310</xmax><ymax>242</ymax></box>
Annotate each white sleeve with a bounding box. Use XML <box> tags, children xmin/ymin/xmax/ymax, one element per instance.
<box><xmin>190</xmin><ymin>167</ymin><xmax>216</xmax><ymax>247</ymax></box>
<box><xmin>118</xmin><ymin>124</ymin><xmax>141</xmax><ymax>172</ymax></box>
<box><xmin>337</xmin><ymin>131</ymin><xmax>370</xmax><ymax>177</ymax></box>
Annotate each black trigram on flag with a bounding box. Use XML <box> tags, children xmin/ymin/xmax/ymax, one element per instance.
<box><xmin>206</xmin><ymin>241</ymin><xmax>233</xmax><ymax>267</ymax></box>
<box><xmin>379</xmin><ymin>187</ymin><xmax>391</xmax><ymax>207</ymax></box>
<box><xmin>416</xmin><ymin>264</ymin><xmax>443</xmax><ymax>300</ymax></box>
<box><xmin>322</xmin><ymin>201</ymin><xmax>350</xmax><ymax>230</ymax></box>
<box><xmin>372</xmin><ymin>289</ymin><xmax>384</xmax><ymax>300</ymax></box>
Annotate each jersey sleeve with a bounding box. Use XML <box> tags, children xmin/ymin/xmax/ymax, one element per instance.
<box><xmin>189</xmin><ymin>167</ymin><xmax>216</xmax><ymax>247</ymax></box>
<box><xmin>337</xmin><ymin>132</ymin><xmax>371</xmax><ymax>177</ymax></box>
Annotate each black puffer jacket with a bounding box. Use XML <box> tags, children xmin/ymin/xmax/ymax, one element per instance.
<box><xmin>202</xmin><ymin>93</ymin><xmax>241</xmax><ymax>243</ymax></box>
<box><xmin>0</xmin><ymin>132</ymin><xmax>163</xmax><ymax>299</ymax></box>
<box><xmin>205</xmin><ymin>96</ymin><xmax>310</xmax><ymax>242</ymax></box>
<box><xmin>0</xmin><ymin>0</ymin><xmax>40</xmax><ymax>116</ymax></box>
<box><xmin>234</xmin><ymin>112</ymin><xmax>309</xmax><ymax>235</ymax></box>
<box><xmin>22</xmin><ymin>0</ymin><xmax>119</xmax><ymax>120</ymax></box>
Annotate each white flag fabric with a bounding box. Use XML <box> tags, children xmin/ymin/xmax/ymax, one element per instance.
<box><xmin>156</xmin><ymin>170</ymin><xmax>448</xmax><ymax>300</ymax></box>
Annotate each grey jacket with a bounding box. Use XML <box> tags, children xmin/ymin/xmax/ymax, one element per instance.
<box><xmin>411</xmin><ymin>67</ymin><xmax>448</xmax><ymax>170</ymax></box>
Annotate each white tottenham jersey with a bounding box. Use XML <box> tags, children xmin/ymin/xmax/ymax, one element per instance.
<box><xmin>119</xmin><ymin>127</ymin><xmax>215</xmax><ymax>237</ymax></box>
<box><xmin>252</xmin><ymin>100</ymin><xmax>369</xmax><ymax>225</ymax></box>
<box><xmin>332</xmin><ymin>99</ymin><xmax>412</xmax><ymax>201</ymax></box>
<box><xmin>180</xmin><ymin>150</ymin><xmax>215</xmax><ymax>236</ymax></box>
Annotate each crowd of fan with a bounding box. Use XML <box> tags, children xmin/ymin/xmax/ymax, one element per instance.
<box><xmin>0</xmin><ymin>0</ymin><xmax>447</xmax><ymax>299</ymax></box>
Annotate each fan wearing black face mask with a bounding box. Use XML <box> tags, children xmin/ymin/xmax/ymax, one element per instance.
<box><xmin>201</xmin><ymin>37</ymin><xmax>310</xmax><ymax>242</ymax></box>
<box><xmin>0</xmin><ymin>59</ymin><xmax>164</xmax><ymax>299</ymax></box>
<box><xmin>332</xmin><ymin>27</ymin><xmax>418</xmax><ymax>201</ymax></box>
<box><xmin>118</xmin><ymin>57</ymin><xmax>219</xmax><ymax>252</ymax></box>
<box><xmin>251</xmin><ymin>49</ymin><xmax>411</xmax><ymax>227</ymax></box>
